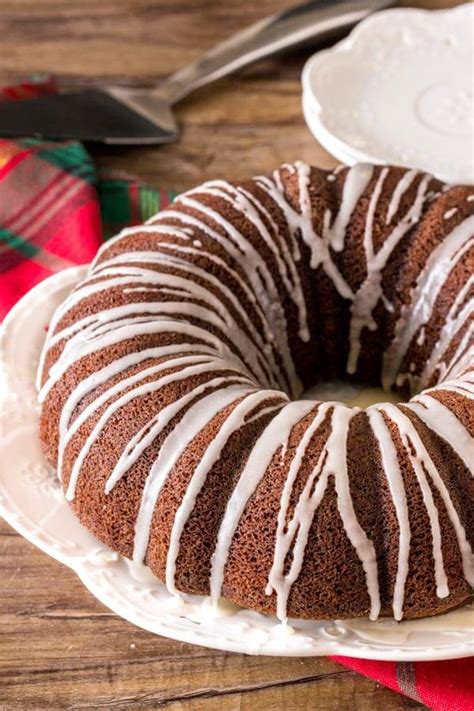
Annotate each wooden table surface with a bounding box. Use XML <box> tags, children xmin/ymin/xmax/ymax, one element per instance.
<box><xmin>0</xmin><ymin>1</ymin><xmax>463</xmax><ymax>708</ymax></box>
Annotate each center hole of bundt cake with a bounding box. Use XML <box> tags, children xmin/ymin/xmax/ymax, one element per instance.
<box><xmin>301</xmin><ymin>380</ymin><xmax>405</xmax><ymax>408</ymax></box>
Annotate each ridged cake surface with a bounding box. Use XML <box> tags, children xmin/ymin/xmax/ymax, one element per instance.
<box><xmin>37</xmin><ymin>163</ymin><xmax>474</xmax><ymax>621</ymax></box>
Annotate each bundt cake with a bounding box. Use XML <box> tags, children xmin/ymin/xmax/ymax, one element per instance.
<box><xmin>37</xmin><ymin>162</ymin><xmax>474</xmax><ymax>622</ymax></box>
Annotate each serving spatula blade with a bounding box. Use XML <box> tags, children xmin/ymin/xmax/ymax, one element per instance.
<box><xmin>0</xmin><ymin>89</ymin><xmax>178</xmax><ymax>145</ymax></box>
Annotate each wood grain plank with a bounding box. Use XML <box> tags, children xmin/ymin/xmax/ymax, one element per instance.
<box><xmin>1</xmin><ymin>520</ymin><xmax>427</xmax><ymax>709</ymax></box>
<box><xmin>0</xmin><ymin>0</ymin><xmax>464</xmax><ymax>708</ymax></box>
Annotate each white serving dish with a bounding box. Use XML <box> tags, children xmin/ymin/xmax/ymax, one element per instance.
<box><xmin>302</xmin><ymin>4</ymin><xmax>474</xmax><ymax>184</ymax></box>
<box><xmin>1</xmin><ymin>267</ymin><xmax>473</xmax><ymax>660</ymax></box>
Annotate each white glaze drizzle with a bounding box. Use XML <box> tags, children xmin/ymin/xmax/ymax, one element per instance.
<box><xmin>165</xmin><ymin>390</ymin><xmax>285</xmax><ymax>593</ymax></box>
<box><xmin>386</xmin><ymin>169</ymin><xmax>419</xmax><ymax>225</ymax></box>
<box><xmin>40</xmin><ymin>314</ymin><xmax>248</xmax><ymax>405</ymax></box>
<box><xmin>408</xmin><ymin>394</ymin><xmax>474</xmax><ymax>473</ymax></box>
<box><xmin>427</xmin><ymin>372</ymin><xmax>474</xmax><ymax>399</ymax></box>
<box><xmin>107</xmin><ymin>241</ymin><xmax>275</xmax><ymax>344</ymax></box>
<box><xmin>383</xmin><ymin>216</ymin><xmax>474</xmax><ymax>391</ymax></box>
<box><xmin>367</xmin><ymin>407</ymin><xmax>410</xmax><ymax>620</ymax></box>
<box><xmin>210</xmin><ymin>401</ymin><xmax>317</xmax><ymax>603</ymax></box>
<box><xmin>440</xmin><ymin>342</ymin><xmax>474</xmax><ymax>385</ymax></box>
<box><xmin>417</xmin><ymin>276</ymin><xmax>473</xmax><ymax>386</ymax></box>
<box><xmin>165</xmin><ymin>195</ymin><xmax>301</xmax><ymax>396</ymax></box>
<box><xmin>188</xmin><ymin>181</ymin><xmax>310</xmax><ymax>341</ymax></box>
<box><xmin>57</xmin><ymin>350</ymin><xmax>213</xmax><ymax>478</ymax></box>
<box><xmin>444</xmin><ymin>208</ymin><xmax>458</xmax><ymax>220</ymax></box>
<box><xmin>267</xmin><ymin>403</ymin><xmax>380</xmax><ymax>622</ymax></box>
<box><xmin>266</xmin><ymin>402</ymin><xmax>332</xmax><ymax>617</ymax></box>
<box><xmin>64</xmin><ymin>358</ymin><xmax>248</xmax><ymax>500</ymax></box>
<box><xmin>37</xmin><ymin>162</ymin><xmax>474</xmax><ymax>624</ymax></box>
<box><xmin>347</xmin><ymin>172</ymin><xmax>432</xmax><ymax>374</ymax></box>
<box><xmin>88</xmin><ymin>257</ymin><xmax>278</xmax><ymax>387</ymax></box>
<box><xmin>87</xmin><ymin>207</ymin><xmax>295</xmax><ymax>396</ymax></box>
<box><xmin>132</xmin><ymin>384</ymin><xmax>274</xmax><ymax>564</ymax></box>
<box><xmin>377</xmin><ymin>403</ymin><xmax>474</xmax><ymax>597</ymax></box>
<box><xmin>57</xmin><ymin>345</ymin><xmax>214</xmax><ymax>446</ymax></box>
<box><xmin>256</xmin><ymin>163</ymin><xmax>354</xmax><ymax>300</ymax></box>
<box><xmin>325</xmin><ymin>163</ymin><xmax>374</xmax><ymax>251</ymax></box>
<box><xmin>105</xmin><ymin>379</ymin><xmax>269</xmax><ymax>495</ymax></box>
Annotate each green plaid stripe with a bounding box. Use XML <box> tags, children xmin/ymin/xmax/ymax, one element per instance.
<box><xmin>33</xmin><ymin>140</ymin><xmax>97</xmax><ymax>184</ymax></box>
<box><xmin>10</xmin><ymin>139</ymin><xmax>177</xmax><ymax>243</ymax></box>
<box><xmin>137</xmin><ymin>184</ymin><xmax>165</xmax><ymax>218</ymax></box>
<box><xmin>1</xmin><ymin>137</ymin><xmax>176</xmax><ymax>264</ymax></box>
<box><xmin>0</xmin><ymin>226</ymin><xmax>38</xmax><ymax>257</ymax></box>
<box><xmin>98</xmin><ymin>179</ymin><xmax>135</xmax><ymax>227</ymax></box>
<box><xmin>98</xmin><ymin>177</ymin><xmax>176</xmax><ymax>239</ymax></box>
<box><xmin>0</xmin><ymin>78</ymin><xmax>177</xmax><ymax>320</ymax></box>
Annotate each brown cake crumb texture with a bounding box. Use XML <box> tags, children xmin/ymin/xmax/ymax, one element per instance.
<box><xmin>38</xmin><ymin>163</ymin><xmax>474</xmax><ymax>621</ymax></box>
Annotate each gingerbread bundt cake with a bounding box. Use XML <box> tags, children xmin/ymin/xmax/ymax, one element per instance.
<box><xmin>37</xmin><ymin>163</ymin><xmax>474</xmax><ymax>622</ymax></box>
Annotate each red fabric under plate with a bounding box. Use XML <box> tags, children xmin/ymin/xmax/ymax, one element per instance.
<box><xmin>333</xmin><ymin>656</ymin><xmax>474</xmax><ymax>710</ymax></box>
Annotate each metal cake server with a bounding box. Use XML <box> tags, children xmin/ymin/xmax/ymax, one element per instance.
<box><xmin>0</xmin><ymin>0</ymin><xmax>393</xmax><ymax>144</ymax></box>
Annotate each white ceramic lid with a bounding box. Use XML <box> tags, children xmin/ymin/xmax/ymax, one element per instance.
<box><xmin>302</xmin><ymin>4</ymin><xmax>474</xmax><ymax>184</ymax></box>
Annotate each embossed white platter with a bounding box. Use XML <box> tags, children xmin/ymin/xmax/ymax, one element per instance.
<box><xmin>1</xmin><ymin>267</ymin><xmax>473</xmax><ymax>659</ymax></box>
<box><xmin>302</xmin><ymin>5</ymin><xmax>474</xmax><ymax>185</ymax></box>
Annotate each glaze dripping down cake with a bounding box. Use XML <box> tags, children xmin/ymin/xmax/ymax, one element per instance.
<box><xmin>37</xmin><ymin>163</ymin><xmax>474</xmax><ymax>622</ymax></box>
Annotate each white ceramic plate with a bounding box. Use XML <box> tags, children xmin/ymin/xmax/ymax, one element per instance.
<box><xmin>1</xmin><ymin>268</ymin><xmax>473</xmax><ymax>660</ymax></box>
<box><xmin>302</xmin><ymin>5</ymin><xmax>474</xmax><ymax>184</ymax></box>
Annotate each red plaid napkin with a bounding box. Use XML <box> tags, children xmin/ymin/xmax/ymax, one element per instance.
<box><xmin>0</xmin><ymin>77</ymin><xmax>174</xmax><ymax>319</ymax></box>
<box><xmin>333</xmin><ymin>656</ymin><xmax>474</xmax><ymax>710</ymax></box>
<box><xmin>1</xmin><ymin>79</ymin><xmax>473</xmax><ymax>710</ymax></box>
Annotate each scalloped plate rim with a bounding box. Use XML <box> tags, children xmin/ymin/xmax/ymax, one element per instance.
<box><xmin>1</xmin><ymin>267</ymin><xmax>473</xmax><ymax>660</ymax></box>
